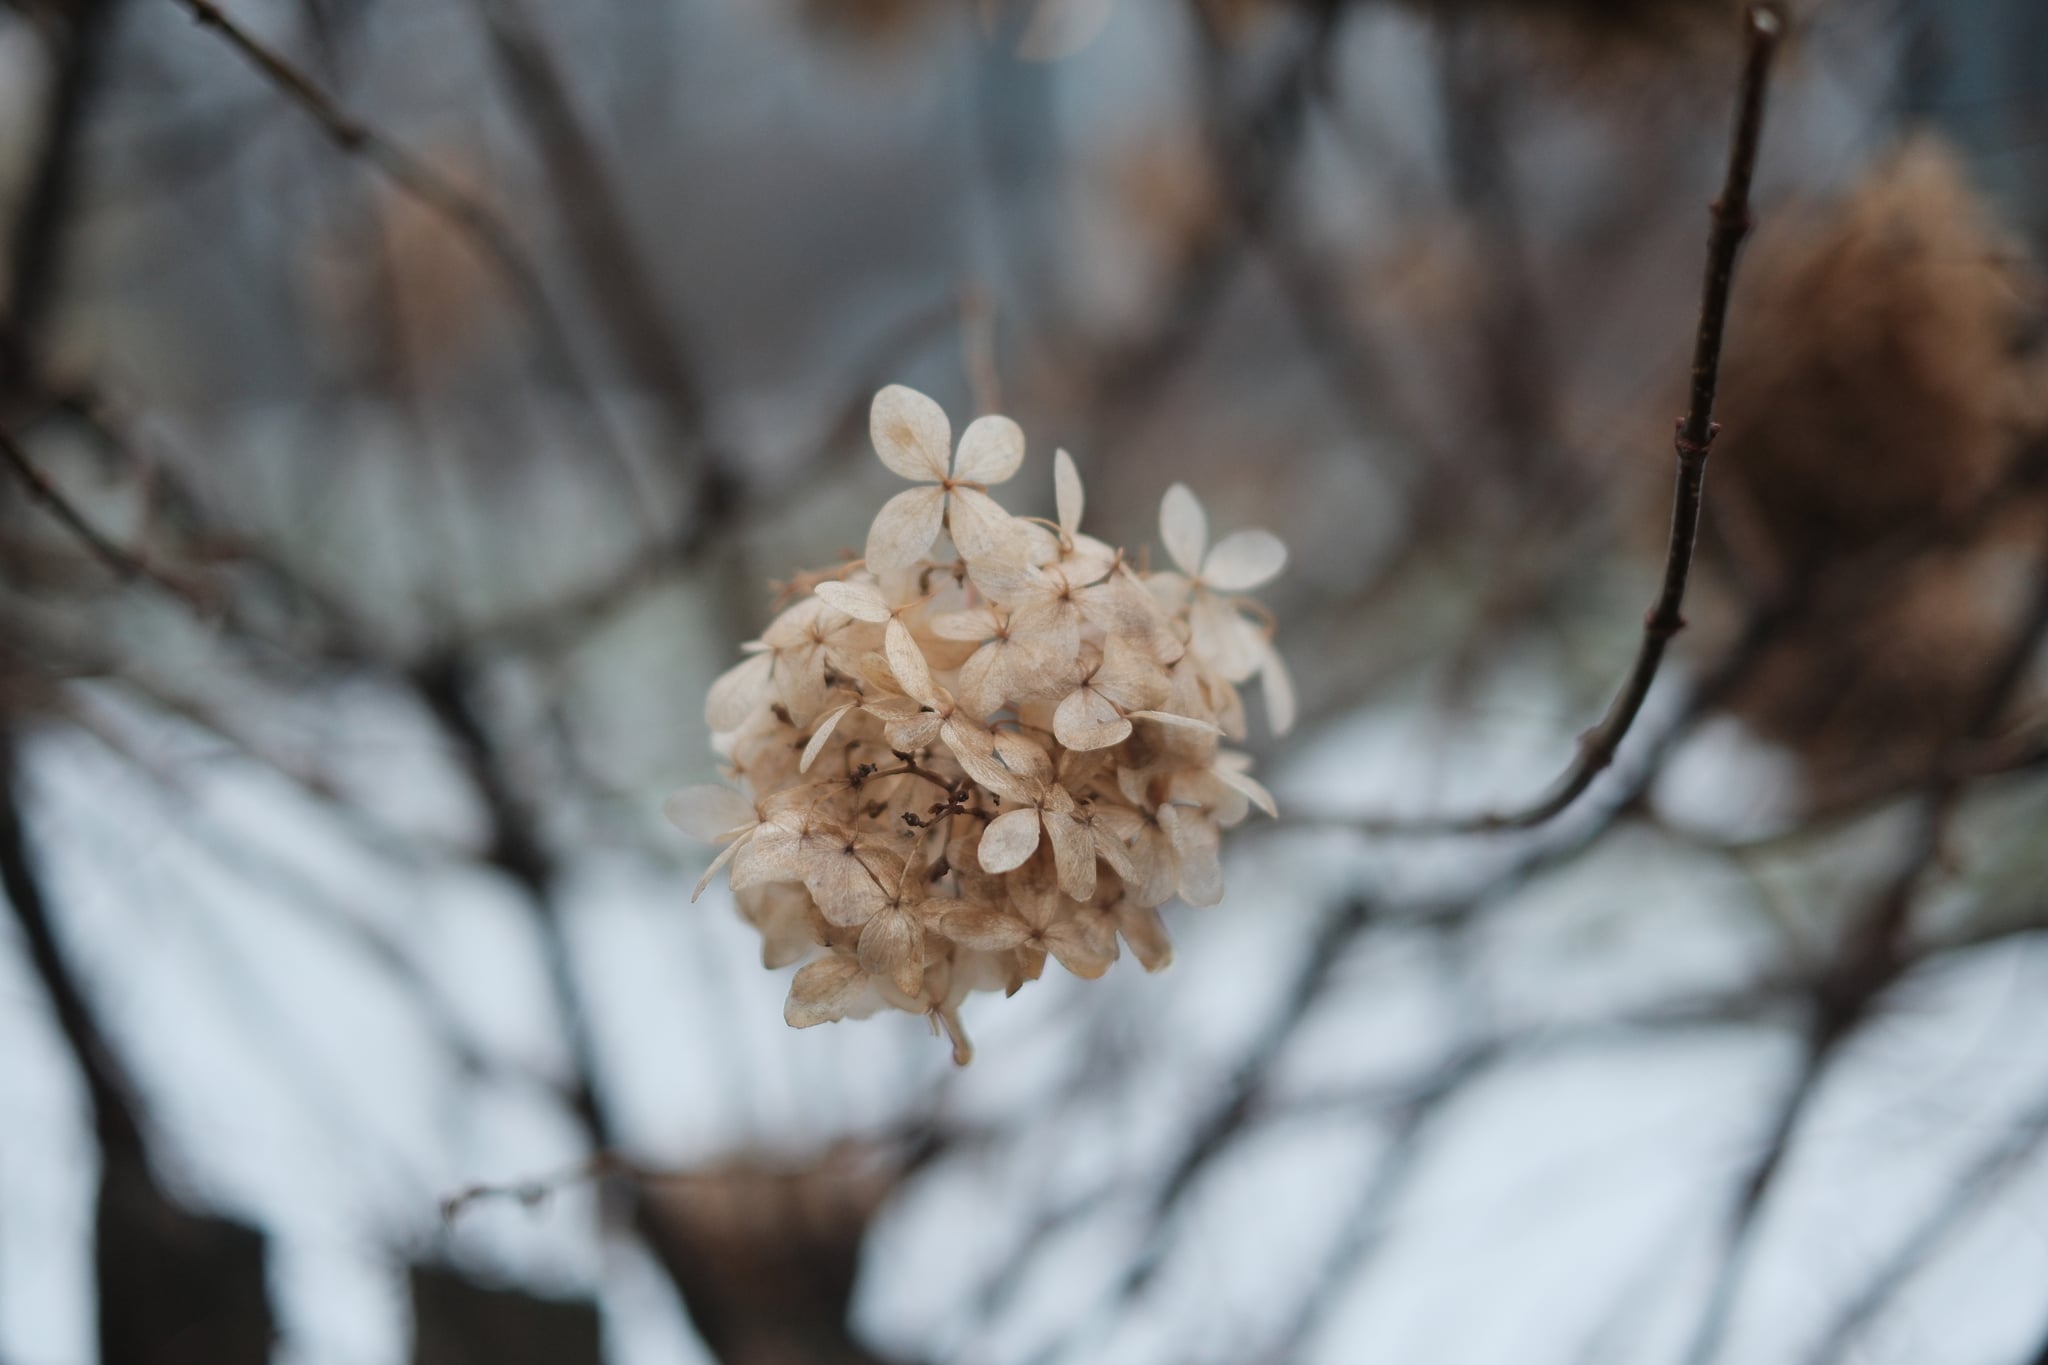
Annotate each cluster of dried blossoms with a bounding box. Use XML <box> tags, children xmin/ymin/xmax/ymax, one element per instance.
<box><xmin>667</xmin><ymin>384</ymin><xmax>1292</xmax><ymax>1062</ymax></box>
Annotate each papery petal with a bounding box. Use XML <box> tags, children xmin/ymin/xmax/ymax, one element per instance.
<box><xmin>870</xmin><ymin>384</ymin><xmax>951</xmax><ymax>482</ymax></box>
<box><xmin>992</xmin><ymin>730</ymin><xmax>1056</xmax><ymax>785</ymax></box>
<box><xmin>1259</xmin><ymin>639</ymin><xmax>1297</xmax><ymax>737</ymax></box>
<box><xmin>737</xmin><ymin>883</ymin><xmax>821</xmax><ymax>969</ymax></box>
<box><xmin>930</xmin><ymin>606</ymin><xmax>1003</xmax><ymax>642</ymax></box>
<box><xmin>1085</xmin><ymin>817</ymin><xmax>1137</xmax><ymax>881</ymax></box>
<box><xmin>1043</xmin><ymin>810</ymin><xmax>1098</xmax><ymax>902</ymax></box>
<box><xmin>939</xmin><ymin>906</ymin><xmax>1031</xmax><ymax>951</ymax></box>
<box><xmin>940</xmin><ymin>718</ymin><xmax>1014</xmax><ymax>794</ymax></box>
<box><xmin>1159</xmin><ymin>804</ymin><xmax>1223</xmax><ymax>907</ymax></box>
<box><xmin>946</xmin><ymin>485</ymin><xmax>1024</xmax><ymax>565</ymax></box>
<box><xmin>799</xmin><ymin>703</ymin><xmax>858</xmax><ymax>773</ymax></box>
<box><xmin>785</xmin><ymin>954</ymin><xmax>880</xmax><ymax>1028</ymax></box>
<box><xmin>952</xmin><ymin>414</ymin><xmax>1025</xmax><ymax>485</ymax></box>
<box><xmin>1160</xmin><ymin>483</ymin><xmax>1208</xmax><ymax>576</ymax></box>
<box><xmin>1044</xmin><ymin>917</ymin><xmax>1115</xmax><ymax>980</ymax></box>
<box><xmin>815</xmin><ymin>580</ymin><xmax>893</xmax><ymax>623</ymax></box>
<box><xmin>1053</xmin><ymin>448</ymin><xmax>1084</xmax><ymax>537</ymax></box>
<box><xmin>1201</xmin><ymin>529</ymin><xmax>1288</xmax><ymax>591</ymax></box>
<box><xmin>1189</xmin><ymin>591</ymin><xmax>1263</xmax><ymax>683</ymax></box>
<box><xmin>886</xmin><ymin>713</ymin><xmax>944</xmax><ymax>752</ymax></box>
<box><xmin>663</xmin><ymin>785</ymin><xmax>757</xmax><ymax>841</ymax></box>
<box><xmin>884</xmin><ymin>618</ymin><xmax>945</xmax><ymax>710</ymax></box>
<box><xmin>978</xmin><ymin>807</ymin><xmax>1044</xmax><ymax>874</ymax></box>
<box><xmin>1128</xmin><ymin>709</ymin><xmax>1223</xmax><ymax>736</ymax></box>
<box><xmin>1054</xmin><ymin>687</ymin><xmax>1131</xmax><ymax>752</ymax></box>
<box><xmin>706</xmin><ymin>652</ymin><xmax>775</xmax><ymax>732</ymax></box>
<box><xmin>1091</xmin><ymin>634</ymin><xmax>1169</xmax><ymax>711</ymax></box>
<box><xmin>806</xmin><ymin>840</ymin><xmax>899</xmax><ymax>927</ymax></box>
<box><xmin>1115</xmin><ymin>902</ymin><xmax>1174</xmax><ymax>972</ymax></box>
<box><xmin>690</xmin><ymin>835</ymin><xmax>744</xmax><ymax>902</ymax></box>
<box><xmin>1211</xmin><ymin>760</ymin><xmax>1278</xmax><ymax>818</ymax></box>
<box><xmin>866</xmin><ymin>485</ymin><xmax>947</xmax><ymax>573</ymax></box>
<box><xmin>858</xmin><ymin>905</ymin><xmax>927</xmax><ymax>999</ymax></box>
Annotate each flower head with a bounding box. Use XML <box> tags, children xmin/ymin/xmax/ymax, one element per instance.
<box><xmin>671</xmin><ymin>384</ymin><xmax>1292</xmax><ymax>1063</ymax></box>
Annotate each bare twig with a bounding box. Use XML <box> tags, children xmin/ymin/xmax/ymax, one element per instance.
<box><xmin>0</xmin><ymin>422</ymin><xmax>208</xmax><ymax>606</ymax></box>
<box><xmin>165</xmin><ymin>0</ymin><xmax>636</xmax><ymax>489</ymax></box>
<box><xmin>1330</xmin><ymin>4</ymin><xmax>1784</xmax><ymax>836</ymax></box>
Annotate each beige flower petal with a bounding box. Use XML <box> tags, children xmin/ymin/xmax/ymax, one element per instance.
<box><xmin>806</xmin><ymin>840</ymin><xmax>899</xmax><ymax>927</ymax></box>
<box><xmin>1091</xmin><ymin>635</ymin><xmax>1168</xmax><ymax>711</ymax></box>
<box><xmin>1211</xmin><ymin>759</ymin><xmax>1278</xmax><ymax>818</ymax></box>
<box><xmin>1159</xmin><ymin>483</ymin><xmax>1208</xmax><ymax>577</ymax></box>
<box><xmin>1128</xmin><ymin>709</ymin><xmax>1222</xmax><ymax>736</ymax></box>
<box><xmin>941</xmin><ymin>718</ymin><xmax>1019</xmax><ymax>796</ymax></box>
<box><xmin>798</xmin><ymin>702</ymin><xmax>858</xmax><ymax>773</ymax></box>
<box><xmin>858</xmin><ymin>905</ymin><xmax>927</xmax><ymax>999</ymax></box>
<box><xmin>946</xmin><ymin>485</ymin><xmax>1023</xmax><ymax>565</ymax></box>
<box><xmin>706</xmin><ymin>652</ymin><xmax>774</xmax><ymax>732</ymax></box>
<box><xmin>785</xmin><ymin>954</ymin><xmax>879</xmax><ymax>1028</ymax></box>
<box><xmin>866</xmin><ymin>485</ymin><xmax>948</xmax><ymax>573</ymax></box>
<box><xmin>929</xmin><ymin>606</ymin><xmax>1003</xmax><ymax>642</ymax></box>
<box><xmin>1200</xmin><ymin>528</ymin><xmax>1288</xmax><ymax>591</ymax></box>
<box><xmin>1115</xmin><ymin>902</ymin><xmax>1174</xmax><ymax>972</ymax></box>
<box><xmin>1159</xmin><ymin>804</ymin><xmax>1224</xmax><ymax>907</ymax></box>
<box><xmin>1045</xmin><ymin>914</ymin><xmax>1116</xmax><ymax>979</ymax></box>
<box><xmin>1053</xmin><ymin>448</ymin><xmax>1085</xmax><ymax>538</ymax></box>
<box><xmin>1053</xmin><ymin>686</ymin><xmax>1131</xmax><ymax>752</ymax></box>
<box><xmin>1043</xmin><ymin>809</ymin><xmax>1098</xmax><ymax>902</ymax></box>
<box><xmin>884</xmin><ymin>618</ymin><xmax>944</xmax><ymax>710</ymax></box>
<box><xmin>815</xmin><ymin>580</ymin><xmax>894</xmax><ymax>623</ymax></box>
<box><xmin>978</xmin><ymin>806</ymin><xmax>1044</xmax><ymax>874</ymax></box>
<box><xmin>993</xmin><ymin>730</ymin><xmax>1055</xmax><ymax>785</ymax></box>
<box><xmin>952</xmin><ymin>414</ymin><xmax>1025</xmax><ymax>485</ymax></box>
<box><xmin>870</xmin><ymin>383</ymin><xmax>951</xmax><ymax>482</ymax></box>
<box><xmin>939</xmin><ymin>906</ymin><xmax>1032</xmax><ymax>951</ymax></box>
<box><xmin>663</xmin><ymin>785</ymin><xmax>757</xmax><ymax>841</ymax></box>
<box><xmin>1258</xmin><ymin>638</ymin><xmax>1297</xmax><ymax>737</ymax></box>
<box><xmin>690</xmin><ymin>835</ymin><xmax>744</xmax><ymax>901</ymax></box>
<box><xmin>1189</xmin><ymin>591</ymin><xmax>1263</xmax><ymax>683</ymax></box>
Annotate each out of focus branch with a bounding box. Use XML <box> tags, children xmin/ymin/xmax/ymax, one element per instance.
<box><xmin>1333</xmin><ymin>4</ymin><xmax>1783</xmax><ymax>835</ymax></box>
<box><xmin>165</xmin><ymin>0</ymin><xmax>635</xmax><ymax>487</ymax></box>
<box><xmin>0</xmin><ymin>421</ymin><xmax>209</xmax><ymax>607</ymax></box>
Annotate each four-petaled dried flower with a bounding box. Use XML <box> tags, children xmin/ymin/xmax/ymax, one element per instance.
<box><xmin>668</xmin><ymin>384</ymin><xmax>1291</xmax><ymax>1064</ymax></box>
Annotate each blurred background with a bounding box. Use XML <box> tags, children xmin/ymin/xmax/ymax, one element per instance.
<box><xmin>3</xmin><ymin>0</ymin><xmax>2047</xmax><ymax>1362</ymax></box>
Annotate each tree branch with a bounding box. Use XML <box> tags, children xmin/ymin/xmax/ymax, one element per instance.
<box><xmin>1334</xmin><ymin>4</ymin><xmax>1784</xmax><ymax>835</ymax></box>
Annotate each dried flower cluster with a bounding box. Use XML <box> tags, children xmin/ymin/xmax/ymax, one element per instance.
<box><xmin>668</xmin><ymin>385</ymin><xmax>1292</xmax><ymax>1062</ymax></box>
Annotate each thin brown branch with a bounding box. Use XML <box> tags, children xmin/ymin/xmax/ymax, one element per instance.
<box><xmin>165</xmin><ymin>0</ymin><xmax>637</xmax><ymax>490</ymax></box>
<box><xmin>0</xmin><ymin>421</ymin><xmax>209</xmax><ymax>607</ymax></box>
<box><xmin>1332</xmin><ymin>4</ymin><xmax>1784</xmax><ymax>836</ymax></box>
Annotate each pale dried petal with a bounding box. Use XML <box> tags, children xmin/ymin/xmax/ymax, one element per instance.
<box><xmin>1054</xmin><ymin>448</ymin><xmax>1084</xmax><ymax>537</ymax></box>
<box><xmin>785</xmin><ymin>954</ymin><xmax>880</xmax><ymax>1027</ymax></box>
<box><xmin>1043</xmin><ymin>809</ymin><xmax>1098</xmax><ymax>901</ymax></box>
<box><xmin>1201</xmin><ymin>528</ymin><xmax>1288</xmax><ymax>591</ymax></box>
<box><xmin>939</xmin><ymin>906</ymin><xmax>1031</xmax><ymax>951</ymax></box>
<box><xmin>978</xmin><ymin>807</ymin><xmax>1044</xmax><ymax>874</ymax></box>
<box><xmin>1045</xmin><ymin>917</ymin><xmax>1116</xmax><ymax>980</ymax></box>
<box><xmin>940</xmin><ymin>718</ymin><xmax>1012</xmax><ymax>793</ymax></box>
<box><xmin>866</xmin><ymin>485</ymin><xmax>947</xmax><ymax>572</ymax></box>
<box><xmin>884</xmin><ymin>618</ymin><xmax>944</xmax><ymax>709</ymax></box>
<box><xmin>1115</xmin><ymin>902</ymin><xmax>1174</xmax><ymax>972</ymax></box>
<box><xmin>1091</xmin><ymin>635</ymin><xmax>1169</xmax><ymax>711</ymax></box>
<box><xmin>706</xmin><ymin>652</ymin><xmax>774</xmax><ymax>732</ymax></box>
<box><xmin>737</xmin><ymin>883</ymin><xmax>821</xmax><ymax>968</ymax></box>
<box><xmin>1159</xmin><ymin>804</ymin><xmax>1224</xmax><ymax>907</ymax></box>
<box><xmin>799</xmin><ymin>702</ymin><xmax>858</xmax><ymax>773</ymax></box>
<box><xmin>1211</xmin><ymin>758</ymin><xmax>1278</xmax><ymax>818</ymax></box>
<box><xmin>929</xmin><ymin>606</ymin><xmax>1003</xmax><ymax>642</ymax></box>
<box><xmin>1259</xmin><ymin>639</ymin><xmax>1297</xmax><ymax>737</ymax></box>
<box><xmin>1054</xmin><ymin>686</ymin><xmax>1131</xmax><ymax>751</ymax></box>
<box><xmin>815</xmin><ymin>580</ymin><xmax>893</xmax><ymax>623</ymax></box>
<box><xmin>946</xmin><ymin>485</ymin><xmax>1023</xmax><ymax>564</ymax></box>
<box><xmin>807</xmin><ymin>839</ymin><xmax>899</xmax><ymax>927</ymax></box>
<box><xmin>858</xmin><ymin>905</ymin><xmax>927</xmax><ymax>998</ymax></box>
<box><xmin>1159</xmin><ymin>483</ymin><xmax>1208</xmax><ymax>576</ymax></box>
<box><xmin>690</xmin><ymin>835</ymin><xmax>744</xmax><ymax>902</ymax></box>
<box><xmin>992</xmin><ymin>730</ymin><xmax>1055</xmax><ymax>785</ymax></box>
<box><xmin>1128</xmin><ymin>709</ymin><xmax>1222</xmax><ymax>736</ymax></box>
<box><xmin>1189</xmin><ymin>591</ymin><xmax>1263</xmax><ymax>683</ymax></box>
<box><xmin>952</xmin><ymin>414</ymin><xmax>1025</xmax><ymax>485</ymax></box>
<box><xmin>663</xmin><ymin>785</ymin><xmax>757</xmax><ymax>841</ymax></box>
<box><xmin>870</xmin><ymin>384</ymin><xmax>951</xmax><ymax>482</ymax></box>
